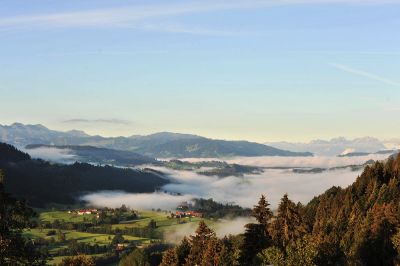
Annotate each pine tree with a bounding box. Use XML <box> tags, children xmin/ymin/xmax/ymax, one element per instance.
<box><xmin>218</xmin><ymin>243</ymin><xmax>234</xmax><ymax>266</ymax></box>
<box><xmin>201</xmin><ymin>238</ymin><xmax>222</xmax><ymax>266</ymax></box>
<box><xmin>240</xmin><ymin>195</ymin><xmax>273</xmax><ymax>265</ymax></box>
<box><xmin>160</xmin><ymin>248</ymin><xmax>179</xmax><ymax>266</ymax></box>
<box><xmin>176</xmin><ymin>237</ymin><xmax>191</xmax><ymax>265</ymax></box>
<box><xmin>269</xmin><ymin>194</ymin><xmax>306</xmax><ymax>250</ymax></box>
<box><xmin>185</xmin><ymin>221</ymin><xmax>216</xmax><ymax>266</ymax></box>
<box><xmin>252</xmin><ymin>194</ymin><xmax>273</xmax><ymax>225</ymax></box>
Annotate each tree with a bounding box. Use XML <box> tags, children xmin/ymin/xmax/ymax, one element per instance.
<box><xmin>175</xmin><ymin>237</ymin><xmax>191</xmax><ymax>265</ymax></box>
<box><xmin>201</xmin><ymin>238</ymin><xmax>223</xmax><ymax>266</ymax></box>
<box><xmin>258</xmin><ymin>246</ymin><xmax>285</xmax><ymax>266</ymax></box>
<box><xmin>120</xmin><ymin>248</ymin><xmax>150</xmax><ymax>266</ymax></box>
<box><xmin>185</xmin><ymin>221</ymin><xmax>216</xmax><ymax>265</ymax></box>
<box><xmin>240</xmin><ymin>195</ymin><xmax>273</xmax><ymax>265</ymax></box>
<box><xmin>111</xmin><ymin>232</ymin><xmax>124</xmax><ymax>245</ymax></box>
<box><xmin>160</xmin><ymin>248</ymin><xmax>178</xmax><ymax>266</ymax></box>
<box><xmin>58</xmin><ymin>254</ymin><xmax>95</xmax><ymax>266</ymax></box>
<box><xmin>148</xmin><ymin>219</ymin><xmax>157</xmax><ymax>229</ymax></box>
<box><xmin>57</xmin><ymin>229</ymin><xmax>66</xmax><ymax>242</ymax></box>
<box><xmin>252</xmin><ymin>194</ymin><xmax>273</xmax><ymax>225</ymax></box>
<box><xmin>285</xmin><ymin>236</ymin><xmax>317</xmax><ymax>266</ymax></box>
<box><xmin>258</xmin><ymin>236</ymin><xmax>317</xmax><ymax>266</ymax></box>
<box><xmin>269</xmin><ymin>194</ymin><xmax>305</xmax><ymax>250</ymax></box>
<box><xmin>0</xmin><ymin>170</ymin><xmax>46</xmax><ymax>265</ymax></box>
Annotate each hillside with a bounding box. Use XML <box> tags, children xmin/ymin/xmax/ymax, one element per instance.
<box><xmin>0</xmin><ymin>143</ymin><xmax>168</xmax><ymax>206</ymax></box>
<box><xmin>0</xmin><ymin>123</ymin><xmax>312</xmax><ymax>158</ymax></box>
<box><xmin>301</xmin><ymin>154</ymin><xmax>400</xmax><ymax>265</ymax></box>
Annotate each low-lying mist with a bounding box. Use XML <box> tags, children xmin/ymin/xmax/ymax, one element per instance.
<box><xmin>163</xmin><ymin>217</ymin><xmax>255</xmax><ymax>243</ymax></box>
<box><xmin>161</xmin><ymin>168</ymin><xmax>359</xmax><ymax>208</ymax></box>
<box><xmin>181</xmin><ymin>154</ymin><xmax>389</xmax><ymax>168</ymax></box>
<box><xmin>81</xmin><ymin>191</ymin><xmax>193</xmax><ymax>210</ymax></box>
<box><xmin>81</xmin><ymin>155</ymin><xmax>385</xmax><ymax>210</ymax></box>
<box><xmin>25</xmin><ymin>147</ymin><xmax>77</xmax><ymax>164</ymax></box>
<box><xmin>80</xmin><ymin>155</ymin><xmax>384</xmax><ymax>237</ymax></box>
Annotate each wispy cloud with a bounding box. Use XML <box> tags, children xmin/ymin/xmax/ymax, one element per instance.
<box><xmin>330</xmin><ymin>63</ymin><xmax>400</xmax><ymax>87</ymax></box>
<box><xmin>0</xmin><ymin>0</ymin><xmax>398</xmax><ymax>33</ymax></box>
<box><xmin>62</xmin><ymin>118</ymin><xmax>132</xmax><ymax>125</ymax></box>
<box><xmin>36</xmin><ymin>50</ymin><xmax>168</xmax><ymax>57</ymax></box>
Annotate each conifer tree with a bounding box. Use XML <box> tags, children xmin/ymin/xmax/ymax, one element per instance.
<box><xmin>160</xmin><ymin>248</ymin><xmax>178</xmax><ymax>266</ymax></box>
<box><xmin>269</xmin><ymin>193</ymin><xmax>305</xmax><ymax>250</ymax></box>
<box><xmin>176</xmin><ymin>237</ymin><xmax>191</xmax><ymax>265</ymax></box>
<box><xmin>252</xmin><ymin>194</ymin><xmax>273</xmax><ymax>225</ymax></box>
<box><xmin>185</xmin><ymin>221</ymin><xmax>216</xmax><ymax>265</ymax></box>
<box><xmin>201</xmin><ymin>238</ymin><xmax>222</xmax><ymax>266</ymax></box>
<box><xmin>240</xmin><ymin>194</ymin><xmax>273</xmax><ymax>265</ymax></box>
<box><xmin>218</xmin><ymin>243</ymin><xmax>234</xmax><ymax>266</ymax></box>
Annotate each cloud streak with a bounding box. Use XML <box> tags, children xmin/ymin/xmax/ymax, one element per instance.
<box><xmin>331</xmin><ymin>63</ymin><xmax>400</xmax><ymax>87</ymax></box>
<box><xmin>62</xmin><ymin>118</ymin><xmax>132</xmax><ymax>125</ymax></box>
<box><xmin>0</xmin><ymin>0</ymin><xmax>399</xmax><ymax>33</ymax></box>
<box><xmin>36</xmin><ymin>50</ymin><xmax>168</xmax><ymax>57</ymax></box>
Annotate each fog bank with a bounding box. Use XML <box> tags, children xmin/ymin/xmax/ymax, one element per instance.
<box><xmin>82</xmin><ymin>155</ymin><xmax>386</xmax><ymax>211</ymax></box>
<box><xmin>180</xmin><ymin>154</ymin><xmax>388</xmax><ymax>168</ymax></box>
<box><xmin>164</xmin><ymin>217</ymin><xmax>255</xmax><ymax>243</ymax></box>
<box><xmin>81</xmin><ymin>191</ymin><xmax>193</xmax><ymax>210</ymax></box>
<box><xmin>25</xmin><ymin>147</ymin><xmax>77</xmax><ymax>164</ymax></box>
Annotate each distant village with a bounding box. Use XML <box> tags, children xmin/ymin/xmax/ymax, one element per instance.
<box><xmin>66</xmin><ymin>202</ymin><xmax>203</xmax><ymax>220</ymax></box>
<box><xmin>171</xmin><ymin>201</ymin><xmax>202</xmax><ymax>218</ymax></box>
<box><xmin>68</xmin><ymin>208</ymin><xmax>98</xmax><ymax>216</ymax></box>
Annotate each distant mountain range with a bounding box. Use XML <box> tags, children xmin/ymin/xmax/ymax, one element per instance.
<box><xmin>0</xmin><ymin>123</ymin><xmax>312</xmax><ymax>158</ymax></box>
<box><xmin>266</xmin><ymin>137</ymin><xmax>390</xmax><ymax>156</ymax></box>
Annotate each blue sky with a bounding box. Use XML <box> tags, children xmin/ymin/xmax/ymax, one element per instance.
<box><xmin>1</xmin><ymin>0</ymin><xmax>400</xmax><ymax>142</ymax></box>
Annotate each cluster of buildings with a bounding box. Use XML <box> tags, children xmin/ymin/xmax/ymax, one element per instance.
<box><xmin>68</xmin><ymin>209</ymin><xmax>98</xmax><ymax>215</ymax></box>
<box><xmin>173</xmin><ymin>210</ymin><xmax>203</xmax><ymax>218</ymax></box>
<box><xmin>171</xmin><ymin>202</ymin><xmax>202</xmax><ymax>218</ymax></box>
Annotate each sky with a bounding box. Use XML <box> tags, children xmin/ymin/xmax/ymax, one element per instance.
<box><xmin>1</xmin><ymin>0</ymin><xmax>400</xmax><ymax>142</ymax></box>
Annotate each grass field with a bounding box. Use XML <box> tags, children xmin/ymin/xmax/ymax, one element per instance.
<box><xmin>25</xmin><ymin>229</ymin><xmax>147</xmax><ymax>244</ymax></box>
<box><xmin>24</xmin><ymin>228</ymin><xmax>151</xmax><ymax>265</ymax></box>
<box><xmin>24</xmin><ymin>209</ymin><xmax>215</xmax><ymax>265</ymax></box>
<box><xmin>39</xmin><ymin>210</ymin><xmax>97</xmax><ymax>223</ymax></box>
<box><xmin>111</xmin><ymin>210</ymin><xmax>214</xmax><ymax>234</ymax></box>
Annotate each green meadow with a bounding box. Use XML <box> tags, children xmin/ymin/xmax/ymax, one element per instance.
<box><xmin>24</xmin><ymin>209</ymin><xmax>214</xmax><ymax>265</ymax></box>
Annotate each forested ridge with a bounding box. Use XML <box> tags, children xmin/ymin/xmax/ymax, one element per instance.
<box><xmin>160</xmin><ymin>154</ymin><xmax>400</xmax><ymax>265</ymax></box>
<box><xmin>0</xmin><ymin>143</ymin><xmax>168</xmax><ymax>206</ymax></box>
